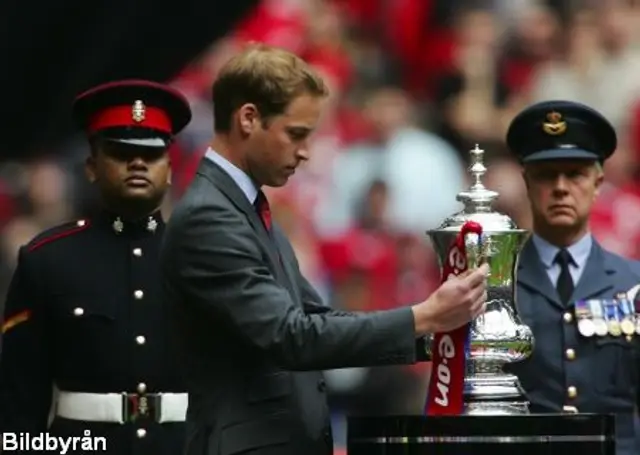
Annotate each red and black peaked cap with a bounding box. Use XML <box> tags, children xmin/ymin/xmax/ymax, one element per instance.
<box><xmin>72</xmin><ymin>79</ymin><xmax>192</xmax><ymax>148</ymax></box>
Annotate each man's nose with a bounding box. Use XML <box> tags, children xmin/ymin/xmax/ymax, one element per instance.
<box><xmin>127</xmin><ymin>156</ymin><xmax>148</xmax><ymax>169</ymax></box>
<box><xmin>553</xmin><ymin>174</ymin><xmax>569</xmax><ymax>192</ymax></box>
<box><xmin>296</xmin><ymin>143</ymin><xmax>310</xmax><ymax>161</ymax></box>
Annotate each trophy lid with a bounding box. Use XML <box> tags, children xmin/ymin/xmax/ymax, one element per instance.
<box><xmin>431</xmin><ymin>144</ymin><xmax>523</xmax><ymax>233</ymax></box>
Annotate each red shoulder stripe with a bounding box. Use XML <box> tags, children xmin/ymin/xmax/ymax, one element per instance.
<box><xmin>1</xmin><ymin>309</ymin><xmax>31</xmax><ymax>334</ymax></box>
<box><xmin>27</xmin><ymin>220</ymin><xmax>92</xmax><ymax>252</ymax></box>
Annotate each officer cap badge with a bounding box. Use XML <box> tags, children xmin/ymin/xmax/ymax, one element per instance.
<box><xmin>542</xmin><ymin>111</ymin><xmax>567</xmax><ymax>136</ymax></box>
<box><xmin>132</xmin><ymin>100</ymin><xmax>146</xmax><ymax>123</ymax></box>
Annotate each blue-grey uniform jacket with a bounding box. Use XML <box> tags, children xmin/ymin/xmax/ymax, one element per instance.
<box><xmin>507</xmin><ymin>235</ymin><xmax>640</xmax><ymax>455</ymax></box>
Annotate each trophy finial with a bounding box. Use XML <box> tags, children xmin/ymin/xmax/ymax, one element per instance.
<box><xmin>456</xmin><ymin>144</ymin><xmax>499</xmax><ymax>213</ymax></box>
<box><xmin>470</xmin><ymin>144</ymin><xmax>487</xmax><ymax>187</ymax></box>
<box><xmin>429</xmin><ymin>143</ymin><xmax>524</xmax><ymax>231</ymax></box>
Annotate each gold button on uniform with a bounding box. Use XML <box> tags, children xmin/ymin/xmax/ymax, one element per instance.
<box><xmin>137</xmin><ymin>382</ymin><xmax>147</xmax><ymax>394</ymax></box>
<box><xmin>567</xmin><ymin>386</ymin><xmax>577</xmax><ymax>398</ymax></box>
<box><xmin>134</xmin><ymin>290</ymin><xmax>144</xmax><ymax>300</ymax></box>
<box><xmin>563</xmin><ymin>312</ymin><xmax>573</xmax><ymax>323</ymax></box>
<box><xmin>565</xmin><ymin>348</ymin><xmax>576</xmax><ymax>360</ymax></box>
<box><xmin>77</xmin><ymin>220</ymin><xmax>86</xmax><ymax>227</ymax></box>
<box><xmin>136</xmin><ymin>336</ymin><xmax>146</xmax><ymax>345</ymax></box>
<box><xmin>133</xmin><ymin>248</ymin><xmax>142</xmax><ymax>257</ymax></box>
<box><xmin>136</xmin><ymin>428</ymin><xmax>146</xmax><ymax>438</ymax></box>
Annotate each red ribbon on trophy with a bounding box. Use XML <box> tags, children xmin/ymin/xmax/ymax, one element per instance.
<box><xmin>424</xmin><ymin>220</ymin><xmax>483</xmax><ymax>415</ymax></box>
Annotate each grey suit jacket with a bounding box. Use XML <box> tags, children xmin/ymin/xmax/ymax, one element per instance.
<box><xmin>159</xmin><ymin>158</ymin><xmax>427</xmax><ymax>455</ymax></box>
<box><xmin>507</xmin><ymin>238</ymin><xmax>640</xmax><ymax>455</ymax></box>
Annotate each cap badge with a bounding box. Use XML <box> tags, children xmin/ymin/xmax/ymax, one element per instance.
<box><xmin>542</xmin><ymin>111</ymin><xmax>567</xmax><ymax>136</ymax></box>
<box><xmin>132</xmin><ymin>100</ymin><xmax>146</xmax><ymax>123</ymax></box>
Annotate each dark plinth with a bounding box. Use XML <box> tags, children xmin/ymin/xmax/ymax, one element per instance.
<box><xmin>347</xmin><ymin>414</ymin><xmax>615</xmax><ymax>455</ymax></box>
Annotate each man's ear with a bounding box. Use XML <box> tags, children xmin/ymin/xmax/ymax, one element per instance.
<box><xmin>165</xmin><ymin>151</ymin><xmax>172</xmax><ymax>185</ymax></box>
<box><xmin>521</xmin><ymin>169</ymin><xmax>530</xmax><ymax>192</ymax></box>
<box><xmin>593</xmin><ymin>164</ymin><xmax>605</xmax><ymax>199</ymax></box>
<box><xmin>237</xmin><ymin>103</ymin><xmax>260</xmax><ymax>136</ymax></box>
<box><xmin>85</xmin><ymin>154</ymin><xmax>97</xmax><ymax>183</ymax></box>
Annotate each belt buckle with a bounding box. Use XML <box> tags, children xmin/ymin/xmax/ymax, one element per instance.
<box><xmin>122</xmin><ymin>392</ymin><xmax>162</xmax><ymax>423</ymax></box>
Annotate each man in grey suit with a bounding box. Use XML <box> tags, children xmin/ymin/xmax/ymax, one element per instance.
<box><xmin>159</xmin><ymin>43</ymin><xmax>490</xmax><ymax>455</ymax></box>
<box><xmin>504</xmin><ymin>100</ymin><xmax>640</xmax><ymax>455</ymax></box>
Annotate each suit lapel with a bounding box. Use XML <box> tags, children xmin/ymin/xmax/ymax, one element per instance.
<box><xmin>518</xmin><ymin>239</ymin><xmax>563</xmax><ymax>309</ymax></box>
<box><xmin>571</xmin><ymin>241</ymin><xmax>615</xmax><ymax>302</ymax></box>
<box><xmin>272</xmin><ymin>227</ymin><xmax>300</xmax><ymax>299</ymax></box>
<box><xmin>196</xmin><ymin>159</ymin><xmax>286</xmax><ymax>281</ymax></box>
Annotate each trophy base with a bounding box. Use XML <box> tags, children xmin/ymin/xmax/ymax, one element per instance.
<box><xmin>463</xmin><ymin>373</ymin><xmax>529</xmax><ymax>415</ymax></box>
<box><xmin>347</xmin><ymin>414</ymin><xmax>616</xmax><ymax>455</ymax></box>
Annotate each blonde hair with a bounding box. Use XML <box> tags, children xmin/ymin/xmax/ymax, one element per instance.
<box><xmin>211</xmin><ymin>43</ymin><xmax>329</xmax><ymax>132</ymax></box>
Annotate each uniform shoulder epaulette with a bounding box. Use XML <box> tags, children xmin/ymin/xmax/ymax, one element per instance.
<box><xmin>26</xmin><ymin>218</ymin><xmax>92</xmax><ymax>253</ymax></box>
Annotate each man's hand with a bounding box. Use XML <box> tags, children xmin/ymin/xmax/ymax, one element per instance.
<box><xmin>412</xmin><ymin>263</ymin><xmax>489</xmax><ymax>336</ymax></box>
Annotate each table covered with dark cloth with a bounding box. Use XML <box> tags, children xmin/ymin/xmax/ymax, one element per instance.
<box><xmin>347</xmin><ymin>414</ymin><xmax>615</xmax><ymax>455</ymax></box>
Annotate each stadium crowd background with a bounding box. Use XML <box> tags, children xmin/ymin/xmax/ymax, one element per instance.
<box><xmin>2</xmin><ymin>0</ymin><xmax>640</xmax><ymax>452</ymax></box>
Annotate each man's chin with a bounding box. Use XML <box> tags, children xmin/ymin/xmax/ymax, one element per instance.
<box><xmin>119</xmin><ymin>190</ymin><xmax>161</xmax><ymax>208</ymax></box>
<box><xmin>547</xmin><ymin>215</ymin><xmax>577</xmax><ymax>227</ymax></box>
<box><xmin>266</xmin><ymin>176</ymin><xmax>289</xmax><ymax>188</ymax></box>
<box><xmin>121</xmin><ymin>186</ymin><xmax>155</xmax><ymax>197</ymax></box>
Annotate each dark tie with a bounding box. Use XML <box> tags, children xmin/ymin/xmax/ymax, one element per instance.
<box><xmin>555</xmin><ymin>249</ymin><xmax>574</xmax><ymax>304</ymax></box>
<box><xmin>255</xmin><ymin>190</ymin><xmax>272</xmax><ymax>232</ymax></box>
<box><xmin>255</xmin><ymin>191</ymin><xmax>285</xmax><ymax>268</ymax></box>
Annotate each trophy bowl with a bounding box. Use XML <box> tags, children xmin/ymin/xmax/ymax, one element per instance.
<box><xmin>426</xmin><ymin>145</ymin><xmax>534</xmax><ymax>415</ymax></box>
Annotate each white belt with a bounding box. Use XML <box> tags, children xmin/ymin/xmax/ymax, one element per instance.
<box><xmin>56</xmin><ymin>391</ymin><xmax>187</xmax><ymax>424</ymax></box>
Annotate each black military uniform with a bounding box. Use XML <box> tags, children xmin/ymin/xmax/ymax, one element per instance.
<box><xmin>0</xmin><ymin>80</ymin><xmax>192</xmax><ymax>455</ymax></box>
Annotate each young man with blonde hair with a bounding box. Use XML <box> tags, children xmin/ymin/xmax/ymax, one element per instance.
<box><xmin>160</xmin><ymin>44</ymin><xmax>489</xmax><ymax>455</ymax></box>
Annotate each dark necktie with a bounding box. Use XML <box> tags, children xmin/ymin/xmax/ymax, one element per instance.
<box><xmin>555</xmin><ymin>249</ymin><xmax>574</xmax><ymax>304</ymax></box>
<box><xmin>255</xmin><ymin>190</ymin><xmax>272</xmax><ymax>232</ymax></box>
<box><xmin>255</xmin><ymin>190</ymin><xmax>285</xmax><ymax>268</ymax></box>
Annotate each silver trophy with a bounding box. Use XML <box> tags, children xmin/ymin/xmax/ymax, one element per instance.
<box><xmin>426</xmin><ymin>144</ymin><xmax>534</xmax><ymax>415</ymax></box>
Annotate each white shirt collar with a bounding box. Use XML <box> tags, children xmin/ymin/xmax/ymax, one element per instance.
<box><xmin>204</xmin><ymin>147</ymin><xmax>258</xmax><ymax>204</ymax></box>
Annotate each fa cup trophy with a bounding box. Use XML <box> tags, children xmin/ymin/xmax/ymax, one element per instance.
<box><xmin>347</xmin><ymin>144</ymin><xmax>616</xmax><ymax>455</ymax></box>
<box><xmin>424</xmin><ymin>144</ymin><xmax>534</xmax><ymax>416</ymax></box>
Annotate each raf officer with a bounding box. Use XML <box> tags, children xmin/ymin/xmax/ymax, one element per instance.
<box><xmin>0</xmin><ymin>80</ymin><xmax>192</xmax><ymax>454</ymax></box>
<box><xmin>504</xmin><ymin>100</ymin><xmax>640</xmax><ymax>455</ymax></box>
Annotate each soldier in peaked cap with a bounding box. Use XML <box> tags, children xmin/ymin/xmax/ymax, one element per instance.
<box><xmin>0</xmin><ymin>80</ymin><xmax>191</xmax><ymax>455</ymax></box>
<box><xmin>503</xmin><ymin>100</ymin><xmax>640</xmax><ymax>455</ymax></box>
